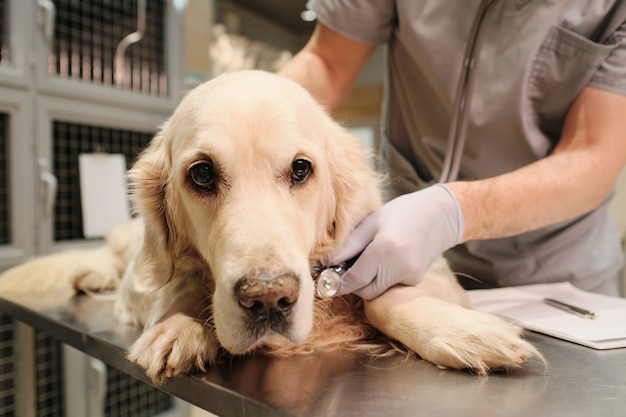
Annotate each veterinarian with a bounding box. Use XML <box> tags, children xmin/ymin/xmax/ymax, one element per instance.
<box><xmin>280</xmin><ymin>1</ymin><xmax>626</xmax><ymax>299</ymax></box>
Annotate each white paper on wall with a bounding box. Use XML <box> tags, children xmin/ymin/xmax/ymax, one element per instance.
<box><xmin>78</xmin><ymin>153</ymin><xmax>131</xmax><ymax>238</ymax></box>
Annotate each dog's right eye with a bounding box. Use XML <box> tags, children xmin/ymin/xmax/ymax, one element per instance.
<box><xmin>291</xmin><ymin>158</ymin><xmax>312</xmax><ymax>184</ymax></box>
<box><xmin>189</xmin><ymin>161</ymin><xmax>216</xmax><ymax>189</ymax></box>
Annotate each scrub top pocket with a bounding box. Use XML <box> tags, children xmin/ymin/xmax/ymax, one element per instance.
<box><xmin>527</xmin><ymin>25</ymin><xmax>620</xmax><ymax>144</ymax></box>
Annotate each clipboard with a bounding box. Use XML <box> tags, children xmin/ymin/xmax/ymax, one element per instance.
<box><xmin>468</xmin><ymin>282</ymin><xmax>626</xmax><ymax>350</ymax></box>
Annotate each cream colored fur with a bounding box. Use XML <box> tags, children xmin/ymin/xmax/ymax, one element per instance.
<box><xmin>0</xmin><ymin>70</ymin><xmax>540</xmax><ymax>383</ymax></box>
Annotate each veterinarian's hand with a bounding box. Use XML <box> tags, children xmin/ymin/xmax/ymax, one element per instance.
<box><xmin>332</xmin><ymin>184</ymin><xmax>464</xmax><ymax>300</ymax></box>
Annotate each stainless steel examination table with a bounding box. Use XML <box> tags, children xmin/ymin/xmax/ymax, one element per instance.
<box><xmin>1</xmin><ymin>290</ymin><xmax>624</xmax><ymax>417</ymax></box>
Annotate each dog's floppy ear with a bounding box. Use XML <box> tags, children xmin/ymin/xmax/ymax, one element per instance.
<box><xmin>323</xmin><ymin>124</ymin><xmax>383</xmax><ymax>255</ymax></box>
<box><xmin>127</xmin><ymin>125</ymin><xmax>175</xmax><ymax>292</ymax></box>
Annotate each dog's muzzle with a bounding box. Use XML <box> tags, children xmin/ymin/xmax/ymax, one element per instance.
<box><xmin>234</xmin><ymin>271</ymin><xmax>299</xmax><ymax>323</ymax></box>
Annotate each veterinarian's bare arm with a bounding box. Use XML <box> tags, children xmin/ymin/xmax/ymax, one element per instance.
<box><xmin>279</xmin><ymin>22</ymin><xmax>375</xmax><ymax>111</ymax></box>
<box><xmin>447</xmin><ymin>87</ymin><xmax>626</xmax><ymax>241</ymax></box>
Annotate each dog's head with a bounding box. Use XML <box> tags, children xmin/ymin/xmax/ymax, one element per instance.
<box><xmin>128</xmin><ymin>70</ymin><xmax>382</xmax><ymax>354</ymax></box>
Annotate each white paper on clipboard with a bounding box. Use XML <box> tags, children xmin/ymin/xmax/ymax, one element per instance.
<box><xmin>468</xmin><ymin>282</ymin><xmax>626</xmax><ymax>350</ymax></box>
<box><xmin>78</xmin><ymin>153</ymin><xmax>131</xmax><ymax>238</ymax></box>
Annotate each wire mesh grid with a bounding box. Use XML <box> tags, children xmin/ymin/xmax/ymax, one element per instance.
<box><xmin>52</xmin><ymin>120</ymin><xmax>153</xmax><ymax>241</ymax></box>
<box><xmin>33</xmin><ymin>317</ymin><xmax>172</xmax><ymax>417</ymax></box>
<box><xmin>35</xmin><ymin>331</ymin><xmax>65</xmax><ymax>417</ymax></box>
<box><xmin>0</xmin><ymin>0</ymin><xmax>8</xmax><ymax>66</ymax></box>
<box><xmin>0</xmin><ymin>112</ymin><xmax>9</xmax><ymax>245</ymax></box>
<box><xmin>0</xmin><ymin>314</ymin><xmax>16</xmax><ymax>417</ymax></box>
<box><xmin>104</xmin><ymin>366</ymin><xmax>172</xmax><ymax>417</ymax></box>
<box><xmin>50</xmin><ymin>0</ymin><xmax>168</xmax><ymax>96</ymax></box>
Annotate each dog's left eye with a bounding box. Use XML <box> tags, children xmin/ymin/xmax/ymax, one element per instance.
<box><xmin>291</xmin><ymin>158</ymin><xmax>312</xmax><ymax>184</ymax></box>
<box><xmin>189</xmin><ymin>161</ymin><xmax>216</xmax><ymax>188</ymax></box>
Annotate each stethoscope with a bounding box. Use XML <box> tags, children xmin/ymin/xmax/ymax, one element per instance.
<box><xmin>315</xmin><ymin>0</ymin><xmax>497</xmax><ymax>298</ymax></box>
<box><xmin>439</xmin><ymin>0</ymin><xmax>496</xmax><ymax>183</ymax></box>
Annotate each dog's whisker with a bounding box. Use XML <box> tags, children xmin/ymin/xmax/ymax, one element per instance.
<box><xmin>202</xmin><ymin>315</ymin><xmax>215</xmax><ymax>329</ymax></box>
<box><xmin>453</xmin><ymin>271</ymin><xmax>483</xmax><ymax>283</ymax></box>
<box><xmin>198</xmin><ymin>303</ymin><xmax>213</xmax><ymax>317</ymax></box>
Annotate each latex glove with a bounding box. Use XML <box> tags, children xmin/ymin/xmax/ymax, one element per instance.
<box><xmin>333</xmin><ymin>184</ymin><xmax>464</xmax><ymax>300</ymax></box>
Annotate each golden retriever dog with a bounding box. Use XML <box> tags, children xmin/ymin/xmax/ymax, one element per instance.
<box><xmin>0</xmin><ymin>70</ymin><xmax>540</xmax><ymax>383</ymax></box>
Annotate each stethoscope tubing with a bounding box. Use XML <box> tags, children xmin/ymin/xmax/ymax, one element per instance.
<box><xmin>439</xmin><ymin>0</ymin><xmax>497</xmax><ymax>183</ymax></box>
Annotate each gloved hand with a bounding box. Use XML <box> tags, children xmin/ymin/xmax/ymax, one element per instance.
<box><xmin>333</xmin><ymin>184</ymin><xmax>464</xmax><ymax>300</ymax></box>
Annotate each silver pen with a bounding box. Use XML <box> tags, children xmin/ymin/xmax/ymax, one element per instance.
<box><xmin>543</xmin><ymin>298</ymin><xmax>597</xmax><ymax>320</ymax></box>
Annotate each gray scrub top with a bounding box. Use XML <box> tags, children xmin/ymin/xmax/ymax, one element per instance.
<box><xmin>309</xmin><ymin>0</ymin><xmax>626</xmax><ymax>294</ymax></box>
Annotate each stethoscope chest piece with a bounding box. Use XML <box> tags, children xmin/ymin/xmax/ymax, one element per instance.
<box><xmin>316</xmin><ymin>268</ymin><xmax>342</xmax><ymax>298</ymax></box>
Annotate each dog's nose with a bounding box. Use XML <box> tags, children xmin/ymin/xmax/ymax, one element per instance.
<box><xmin>234</xmin><ymin>272</ymin><xmax>299</xmax><ymax>319</ymax></box>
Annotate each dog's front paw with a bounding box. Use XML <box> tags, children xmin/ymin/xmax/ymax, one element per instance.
<box><xmin>417</xmin><ymin>305</ymin><xmax>541</xmax><ymax>375</ymax></box>
<box><xmin>366</xmin><ymin>295</ymin><xmax>542</xmax><ymax>375</ymax></box>
<box><xmin>127</xmin><ymin>313</ymin><xmax>219</xmax><ymax>383</ymax></box>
